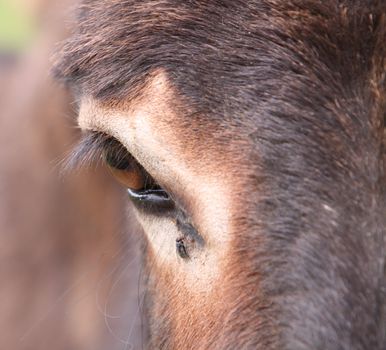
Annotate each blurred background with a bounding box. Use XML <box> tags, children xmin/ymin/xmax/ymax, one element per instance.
<box><xmin>0</xmin><ymin>1</ymin><xmax>143</xmax><ymax>349</ymax></box>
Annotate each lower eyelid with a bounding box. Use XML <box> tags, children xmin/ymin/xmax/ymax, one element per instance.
<box><xmin>127</xmin><ymin>188</ymin><xmax>175</xmax><ymax>215</ymax></box>
<box><xmin>128</xmin><ymin>188</ymin><xmax>170</xmax><ymax>200</ymax></box>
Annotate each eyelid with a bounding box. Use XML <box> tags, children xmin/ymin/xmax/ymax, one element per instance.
<box><xmin>70</xmin><ymin>130</ymin><xmax>192</xmax><ymax>216</ymax></box>
<box><xmin>159</xmin><ymin>182</ymin><xmax>192</xmax><ymax>219</ymax></box>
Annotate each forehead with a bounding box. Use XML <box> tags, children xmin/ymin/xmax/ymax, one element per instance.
<box><xmin>54</xmin><ymin>0</ymin><xmax>386</xmax><ymax>170</ymax></box>
<box><xmin>54</xmin><ymin>0</ymin><xmax>383</xmax><ymax>113</ymax></box>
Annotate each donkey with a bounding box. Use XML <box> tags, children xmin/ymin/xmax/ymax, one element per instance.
<box><xmin>54</xmin><ymin>0</ymin><xmax>386</xmax><ymax>349</ymax></box>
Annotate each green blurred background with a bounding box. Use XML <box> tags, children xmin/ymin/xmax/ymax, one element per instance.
<box><xmin>0</xmin><ymin>0</ymin><xmax>37</xmax><ymax>51</ymax></box>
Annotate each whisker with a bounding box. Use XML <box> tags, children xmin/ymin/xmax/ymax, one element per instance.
<box><xmin>98</xmin><ymin>242</ymin><xmax>138</xmax><ymax>319</ymax></box>
<box><xmin>124</xmin><ymin>238</ymin><xmax>166</xmax><ymax>348</ymax></box>
<box><xmin>95</xmin><ymin>227</ymin><xmax>143</xmax><ymax>348</ymax></box>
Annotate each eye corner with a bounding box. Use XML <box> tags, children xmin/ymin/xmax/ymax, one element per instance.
<box><xmin>176</xmin><ymin>237</ymin><xmax>190</xmax><ymax>259</ymax></box>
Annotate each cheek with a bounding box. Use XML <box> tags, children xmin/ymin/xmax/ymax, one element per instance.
<box><xmin>146</xmin><ymin>242</ymin><xmax>228</xmax><ymax>348</ymax></box>
<box><xmin>132</xmin><ymin>174</ymin><xmax>234</xmax><ymax>294</ymax></box>
<box><xmin>134</xmin><ymin>205</ymin><xmax>226</xmax><ymax>293</ymax></box>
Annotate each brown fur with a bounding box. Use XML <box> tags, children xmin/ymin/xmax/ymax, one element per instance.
<box><xmin>55</xmin><ymin>1</ymin><xmax>386</xmax><ymax>349</ymax></box>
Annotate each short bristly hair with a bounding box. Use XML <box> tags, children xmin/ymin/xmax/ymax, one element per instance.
<box><xmin>53</xmin><ymin>1</ymin><xmax>386</xmax><ymax>104</ymax></box>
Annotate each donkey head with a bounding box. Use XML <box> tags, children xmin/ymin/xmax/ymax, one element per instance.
<box><xmin>54</xmin><ymin>1</ymin><xmax>386</xmax><ymax>349</ymax></box>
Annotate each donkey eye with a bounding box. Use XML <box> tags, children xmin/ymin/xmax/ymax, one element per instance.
<box><xmin>103</xmin><ymin>139</ymin><xmax>174</xmax><ymax>214</ymax></box>
<box><xmin>105</xmin><ymin>150</ymin><xmax>146</xmax><ymax>190</ymax></box>
<box><xmin>103</xmin><ymin>138</ymin><xmax>157</xmax><ymax>191</ymax></box>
